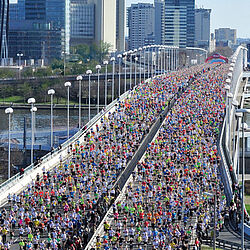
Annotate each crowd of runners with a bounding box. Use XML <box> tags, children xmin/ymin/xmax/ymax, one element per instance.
<box><xmin>92</xmin><ymin>63</ymin><xmax>231</xmax><ymax>249</ymax></box>
<box><xmin>0</xmin><ymin>66</ymin><xmax>205</xmax><ymax>249</ymax></box>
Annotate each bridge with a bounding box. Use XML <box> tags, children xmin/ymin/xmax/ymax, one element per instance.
<box><xmin>0</xmin><ymin>45</ymin><xmax>249</xmax><ymax>249</ymax></box>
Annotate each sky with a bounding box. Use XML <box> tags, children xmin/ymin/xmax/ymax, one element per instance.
<box><xmin>127</xmin><ymin>0</ymin><xmax>250</xmax><ymax>38</ymax></box>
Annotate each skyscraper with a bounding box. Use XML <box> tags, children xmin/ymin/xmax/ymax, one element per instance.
<box><xmin>195</xmin><ymin>8</ymin><xmax>211</xmax><ymax>49</ymax></box>
<box><xmin>116</xmin><ymin>0</ymin><xmax>125</xmax><ymax>52</ymax></box>
<box><xmin>70</xmin><ymin>0</ymin><xmax>95</xmax><ymax>46</ymax></box>
<box><xmin>0</xmin><ymin>0</ymin><xmax>9</xmax><ymax>65</ymax></box>
<box><xmin>162</xmin><ymin>0</ymin><xmax>195</xmax><ymax>48</ymax></box>
<box><xmin>154</xmin><ymin>0</ymin><xmax>164</xmax><ymax>45</ymax></box>
<box><xmin>93</xmin><ymin>0</ymin><xmax>117</xmax><ymax>51</ymax></box>
<box><xmin>127</xmin><ymin>3</ymin><xmax>155</xmax><ymax>50</ymax></box>
<box><xmin>8</xmin><ymin>0</ymin><xmax>69</xmax><ymax>63</ymax></box>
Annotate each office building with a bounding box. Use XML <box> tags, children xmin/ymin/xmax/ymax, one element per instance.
<box><xmin>93</xmin><ymin>0</ymin><xmax>116</xmax><ymax>51</ymax></box>
<box><xmin>9</xmin><ymin>0</ymin><xmax>70</xmax><ymax>63</ymax></box>
<box><xmin>0</xmin><ymin>0</ymin><xmax>9</xmax><ymax>65</ymax></box>
<box><xmin>127</xmin><ymin>3</ymin><xmax>155</xmax><ymax>50</ymax></box>
<box><xmin>154</xmin><ymin>0</ymin><xmax>164</xmax><ymax>45</ymax></box>
<box><xmin>8</xmin><ymin>21</ymin><xmax>62</xmax><ymax>62</ymax></box>
<box><xmin>215</xmin><ymin>28</ymin><xmax>237</xmax><ymax>45</ymax></box>
<box><xmin>116</xmin><ymin>0</ymin><xmax>125</xmax><ymax>52</ymax></box>
<box><xmin>195</xmin><ymin>8</ymin><xmax>211</xmax><ymax>49</ymax></box>
<box><xmin>162</xmin><ymin>0</ymin><xmax>195</xmax><ymax>48</ymax></box>
<box><xmin>70</xmin><ymin>0</ymin><xmax>95</xmax><ymax>46</ymax></box>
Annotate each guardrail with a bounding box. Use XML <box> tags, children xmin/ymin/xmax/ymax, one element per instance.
<box><xmin>0</xmin><ymin>88</ymin><xmax>132</xmax><ymax>206</ymax></box>
<box><xmin>219</xmin><ymin>46</ymin><xmax>250</xmax><ymax>237</ymax></box>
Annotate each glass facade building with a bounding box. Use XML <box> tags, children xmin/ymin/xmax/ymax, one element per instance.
<box><xmin>9</xmin><ymin>0</ymin><xmax>70</xmax><ymax>62</ymax></box>
<box><xmin>70</xmin><ymin>0</ymin><xmax>95</xmax><ymax>46</ymax></box>
<box><xmin>163</xmin><ymin>0</ymin><xmax>195</xmax><ymax>47</ymax></box>
<box><xmin>0</xmin><ymin>0</ymin><xmax>9</xmax><ymax>65</ymax></box>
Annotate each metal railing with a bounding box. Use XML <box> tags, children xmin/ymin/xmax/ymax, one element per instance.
<box><xmin>0</xmin><ymin>89</ymin><xmax>132</xmax><ymax>205</ymax></box>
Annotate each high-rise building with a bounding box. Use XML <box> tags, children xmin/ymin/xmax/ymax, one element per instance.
<box><xmin>215</xmin><ymin>28</ymin><xmax>237</xmax><ymax>45</ymax></box>
<box><xmin>154</xmin><ymin>0</ymin><xmax>164</xmax><ymax>45</ymax></box>
<box><xmin>92</xmin><ymin>0</ymin><xmax>117</xmax><ymax>51</ymax></box>
<box><xmin>195</xmin><ymin>8</ymin><xmax>211</xmax><ymax>49</ymax></box>
<box><xmin>0</xmin><ymin>0</ymin><xmax>9</xmax><ymax>65</ymax></box>
<box><xmin>127</xmin><ymin>3</ymin><xmax>155</xmax><ymax>50</ymax></box>
<box><xmin>70</xmin><ymin>0</ymin><xmax>95</xmax><ymax>46</ymax></box>
<box><xmin>116</xmin><ymin>0</ymin><xmax>125</xmax><ymax>52</ymax></box>
<box><xmin>9</xmin><ymin>0</ymin><xmax>70</xmax><ymax>63</ymax></box>
<box><xmin>162</xmin><ymin>0</ymin><xmax>195</xmax><ymax>48</ymax></box>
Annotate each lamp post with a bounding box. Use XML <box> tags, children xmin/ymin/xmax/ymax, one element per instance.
<box><xmin>134</xmin><ymin>56</ymin><xmax>138</xmax><ymax>86</ymax></box>
<box><xmin>5</xmin><ymin>107</ymin><xmax>13</xmax><ymax>179</ymax></box>
<box><xmin>160</xmin><ymin>48</ymin><xmax>163</xmax><ymax>74</ymax></box>
<box><xmin>123</xmin><ymin>52</ymin><xmax>127</xmax><ymax>93</ymax></box>
<box><xmin>86</xmin><ymin>70</ymin><xmax>92</xmax><ymax>121</ymax></box>
<box><xmin>27</xmin><ymin>98</ymin><xmax>36</xmax><ymax>165</ymax></box>
<box><xmin>232</xmin><ymin>99</ymin><xmax>239</xmax><ymax>158</ymax></box>
<box><xmin>147</xmin><ymin>47</ymin><xmax>150</xmax><ymax>79</ymax></box>
<box><xmin>224</xmin><ymin>83</ymin><xmax>231</xmax><ymax>145</ymax></box>
<box><xmin>138</xmin><ymin>47</ymin><xmax>142</xmax><ymax>84</ymax></box>
<box><xmin>117</xmin><ymin>54</ymin><xmax>122</xmax><ymax>96</ymax></box>
<box><xmin>64</xmin><ymin>82</ymin><xmax>71</xmax><ymax>139</ymax></box>
<box><xmin>103</xmin><ymin>60</ymin><xmax>108</xmax><ymax>106</ymax></box>
<box><xmin>96</xmin><ymin>65</ymin><xmax>101</xmax><ymax>113</ymax></box>
<box><xmin>110</xmin><ymin>57</ymin><xmax>115</xmax><ymax>101</ymax></box>
<box><xmin>151</xmin><ymin>46</ymin><xmax>154</xmax><ymax>77</ymax></box>
<box><xmin>143</xmin><ymin>46</ymin><xmax>146</xmax><ymax>82</ymax></box>
<box><xmin>48</xmin><ymin>89</ymin><xmax>55</xmax><ymax>149</ymax></box>
<box><xmin>158</xmin><ymin>50</ymin><xmax>160</xmax><ymax>73</ymax></box>
<box><xmin>235</xmin><ymin>108</ymin><xmax>250</xmax><ymax>250</ymax></box>
<box><xmin>76</xmin><ymin>75</ymin><xmax>83</xmax><ymax>129</ymax></box>
<box><xmin>227</xmin><ymin>92</ymin><xmax>233</xmax><ymax>152</ymax></box>
<box><xmin>17</xmin><ymin>52</ymin><xmax>23</xmax><ymax>66</ymax></box>
<box><xmin>129</xmin><ymin>50</ymin><xmax>133</xmax><ymax>89</ymax></box>
<box><xmin>235</xmin><ymin>112</ymin><xmax>243</xmax><ymax>180</ymax></box>
<box><xmin>204</xmin><ymin>191</ymin><xmax>217</xmax><ymax>250</ymax></box>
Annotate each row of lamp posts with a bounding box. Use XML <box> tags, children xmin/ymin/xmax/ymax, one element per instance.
<box><xmin>4</xmin><ymin>45</ymin><xmax>178</xmax><ymax>180</ymax></box>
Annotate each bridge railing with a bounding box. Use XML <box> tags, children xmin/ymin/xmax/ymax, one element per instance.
<box><xmin>218</xmin><ymin>45</ymin><xmax>250</xmax><ymax>236</ymax></box>
<box><xmin>0</xmin><ymin>87</ymin><xmax>133</xmax><ymax>206</ymax></box>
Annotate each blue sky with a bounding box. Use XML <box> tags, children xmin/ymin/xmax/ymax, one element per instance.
<box><xmin>127</xmin><ymin>0</ymin><xmax>250</xmax><ymax>38</ymax></box>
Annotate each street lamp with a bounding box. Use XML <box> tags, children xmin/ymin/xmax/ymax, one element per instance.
<box><xmin>96</xmin><ymin>65</ymin><xmax>101</xmax><ymax>113</ymax></box>
<box><xmin>143</xmin><ymin>46</ymin><xmax>146</xmax><ymax>82</ymax></box>
<box><xmin>5</xmin><ymin>107</ymin><xmax>13</xmax><ymax>179</ymax></box>
<box><xmin>232</xmin><ymin>99</ymin><xmax>239</xmax><ymax>158</ymax></box>
<box><xmin>235</xmin><ymin>108</ymin><xmax>250</xmax><ymax>250</ymax></box>
<box><xmin>103</xmin><ymin>60</ymin><xmax>108</xmax><ymax>106</ymax></box>
<box><xmin>204</xmin><ymin>191</ymin><xmax>217</xmax><ymax>250</ymax></box>
<box><xmin>27</xmin><ymin>98</ymin><xmax>36</xmax><ymax>165</ymax></box>
<box><xmin>134</xmin><ymin>57</ymin><xmax>138</xmax><ymax>86</ymax></box>
<box><xmin>227</xmin><ymin>92</ymin><xmax>233</xmax><ymax>152</ymax></box>
<box><xmin>129</xmin><ymin>50</ymin><xmax>133</xmax><ymax>89</ymax></box>
<box><xmin>123</xmin><ymin>52</ymin><xmax>127</xmax><ymax>93</ymax></box>
<box><xmin>86</xmin><ymin>70</ymin><xmax>92</xmax><ymax>121</ymax></box>
<box><xmin>64</xmin><ymin>82</ymin><xmax>71</xmax><ymax>139</ymax></box>
<box><xmin>138</xmin><ymin>47</ymin><xmax>142</xmax><ymax>84</ymax></box>
<box><xmin>147</xmin><ymin>46</ymin><xmax>150</xmax><ymax>79</ymax></box>
<box><xmin>117</xmin><ymin>54</ymin><xmax>122</xmax><ymax>96</ymax></box>
<box><xmin>48</xmin><ymin>89</ymin><xmax>55</xmax><ymax>149</ymax></box>
<box><xmin>110</xmin><ymin>57</ymin><xmax>115</xmax><ymax>101</ymax></box>
<box><xmin>151</xmin><ymin>46</ymin><xmax>154</xmax><ymax>77</ymax></box>
<box><xmin>158</xmin><ymin>50</ymin><xmax>161</xmax><ymax>73</ymax></box>
<box><xmin>76</xmin><ymin>75</ymin><xmax>83</xmax><ymax>129</ymax></box>
<box><xmin>235</xmin><ymin>112</ymin><xmax>243</xmax><ymax>180</ymax></box>
<box><xmin>17</xmin><ymin>53</ymin><xmax>23</xmax><ymax>66</ymax></box>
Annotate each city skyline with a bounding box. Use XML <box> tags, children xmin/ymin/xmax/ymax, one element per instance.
<box><xmin>127</xmin><ymin>0</ymin><xmax>250</xmax><ymax>38</ymax></box>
